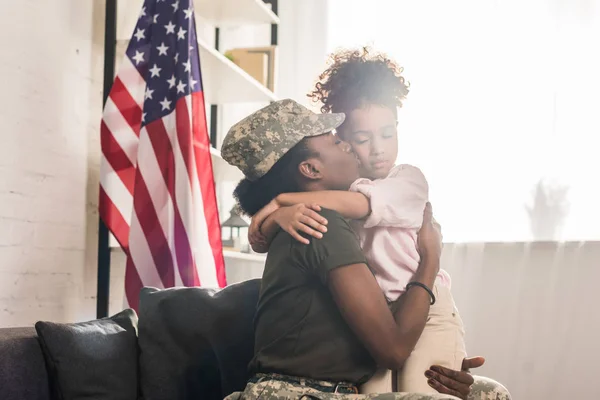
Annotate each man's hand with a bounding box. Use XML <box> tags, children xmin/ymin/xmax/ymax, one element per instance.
<box><xmin>425</xmin><ymin>357</ymin><xmax>486</xmax><ymax>399</ymax></box>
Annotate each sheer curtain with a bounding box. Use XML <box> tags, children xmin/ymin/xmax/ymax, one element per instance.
<box><xmin>323</xmin><ymin>2</ymin><xmax>600</xmax><ymax>399</ymax></box>
<box><xmin>327</xmin><ymin>0</ymin><xmax>600</xmax><ymax>243</ymax></box>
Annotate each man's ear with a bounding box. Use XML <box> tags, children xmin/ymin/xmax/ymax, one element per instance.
<box><xmin>298</xmin><ymin>158</ymin><xmax>323</xmax><ymax>181</ymax></box>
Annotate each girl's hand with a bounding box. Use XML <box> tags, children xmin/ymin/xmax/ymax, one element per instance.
<box><xmin>417</xmin><ymin>202</ymin><xmax>442</xmax><ymax>262</ymax></box>
<box><xmin>272</xmin><ymin>203</ymin><xmax>328</xmax><ymax>245</ymax></box>
<box><xmin>248</xmin><ymin>199</ymin><xmax>280</xmax><ymax>248</ymax></box>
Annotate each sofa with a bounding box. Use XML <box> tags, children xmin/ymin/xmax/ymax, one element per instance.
<box><xmin>0</xmin><ymin>279</ymin><xmax>262</xmax><ymax>400</ymax></box>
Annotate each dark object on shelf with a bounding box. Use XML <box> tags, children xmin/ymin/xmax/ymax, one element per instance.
<box><xmin>222</xmin><ymin>205</ymin><xmax>249</xmax><ymax>248</ymax></box>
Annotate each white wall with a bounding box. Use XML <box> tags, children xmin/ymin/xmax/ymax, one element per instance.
<box><xmin>277</xmin><ymin>0</ymin><xmax>330</xmax><ymax>108</ymax></box>
<box><xmin>0</xmin><ymin>0</ymin><xmax>107</xmax><ymax>327</ymax></box>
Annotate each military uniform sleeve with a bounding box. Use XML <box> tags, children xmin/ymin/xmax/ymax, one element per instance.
<box><xmin>306</xmin><ymin>208</ymin><xmax>368</xmax><ymax>284</ymax></box>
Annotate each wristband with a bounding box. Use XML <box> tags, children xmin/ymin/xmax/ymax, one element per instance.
<box><xmin>405</xmin><ymin>282</ymin><xmax>436</xmax><ymax>305</ymax></box>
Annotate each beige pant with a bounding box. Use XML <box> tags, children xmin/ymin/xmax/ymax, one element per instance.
<box><xmin>360</xmin><ymin>283</ymin><xmax>467</xmax><ymax>395</ymax></box>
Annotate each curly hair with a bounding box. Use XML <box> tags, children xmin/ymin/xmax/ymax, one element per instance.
<box><xmin>308</xmin><ymin>47</ymin><xmax>410</xmax><ymax>119</ymax></box>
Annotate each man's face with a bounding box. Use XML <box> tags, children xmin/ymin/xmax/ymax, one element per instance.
<box><xmin>305</xmin><ymin>133</ymin><xmax>360</xmax><ymax>190</ymax></box>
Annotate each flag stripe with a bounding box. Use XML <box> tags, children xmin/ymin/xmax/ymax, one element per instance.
<box><xmin>118</xmin><ymin>57</ymin><xmax>147</xmax><ymax>105</ymax></box>
<box><xmin>124</xmin><ymin>255</ymin><xmax>144</xmax><ymax>311</ymax></box>
<box><xmin>145</xmin><ymin>113</ymin><xmax>199</xmax><ymax>287</ymax></box>
<box><xmin>131</xmin><ymin>169</ymin><xmax>175</xmax><ymax>288</ymax></box>
<box><xmin>102</xmin><ymin>97</ymin><xmax>140</xmax><ymax>165</ymax></box>
<box><xmin>179</xmin><ymin>96</ymin><xmax>218</xmax><ymax>286</ymax></box>
<box><xmin>99</xmin><ymin>186</ymin><xmax>130</xmax><ymax>249</ymax></box>
<box><xmin>100</xmin><ymin>122</ymin><xmax>136</xmax><ymax>195</ymax></box>
<box><xmin>191</xmin><ymin>92</ymin><xmax>226</xmax><ymax>286</ymax></box>
<box><xmin>100</xmin><ymin>155</ymin><xmax>134</xmax><ymax>230</ymax></box>
<box><xmin>109</xmin><ymin>78</ymin><xmax>143</xmax><ymax>135</ymax></box>
<box><xmin>128</xmin><ymin>208</ymin><xmax>165</xmax><ymax>288</ymax></box>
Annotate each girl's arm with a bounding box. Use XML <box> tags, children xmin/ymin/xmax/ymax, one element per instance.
<box><xmin>249</xmin><ymin>190</ymin><xmax>370</xmax><ymax>252</ymax></box>
<box><xmin>250</xmin><ymin>164</ymin><xmax>432</xmax><ymax>252</ymax></box>
<box><xmin>351</xmin><ymin>164</ymin><xmax>429</xmax><ymax>229</ymax></box>
<box><xmin>275</xmin><ymin>191</ymin><xmax>370</xmax><ymax>220</ymax></box>
<box><xmin>249</xmin><ymin>203</ymin><xmax>329</xmax><ymax>253</ymax></box>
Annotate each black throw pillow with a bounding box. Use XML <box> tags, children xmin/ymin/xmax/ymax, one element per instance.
<box><xmin>35</xmin><ymin>309</ymin><xmax>139</xmax><ymax>400</ymax></box>
<box><xmin>138</xmin><ymin>279</ymin><xmax>261</xmax><ymax>400</ymax></box>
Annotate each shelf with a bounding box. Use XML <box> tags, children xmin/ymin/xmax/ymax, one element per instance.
<box><xmin>116</xmin><ymin>2</ymin><xmax>278</xmax><ymax>104</ymax></box>
<box><xmin>223</xmin><ymin>250</ymin><xmax>266</xmax><ymax>263</ymax></box>
<box><xmin>117</xmin><ymin>0</ymin><xmax>279</xmax><ymax>41</ymax></box>
<box><xmin>211</xmin><ymin>146</ymin><xmax>243</xmax><ymax>182</ymax></box>
<box><xmin>195</xmin><ymin>0</ymin><xmax>279</xmax><ymax>26</ymax></box>
<box><xmin>197</xmin><ymin>39</ymin><xmax>277</xmax><ymax>104</ymax></box>
<box><xmin>114</xmin><ymin>37</ymin><xmax>277</xmax><ymax>104</ymax></box>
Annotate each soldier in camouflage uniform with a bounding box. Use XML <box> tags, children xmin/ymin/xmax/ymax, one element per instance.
<box><xmin>221</xmin><ymin>100</ymin><xmax>511</xmax><ymax>400</ymax></box>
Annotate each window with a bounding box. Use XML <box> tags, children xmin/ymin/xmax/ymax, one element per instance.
<box><xmin>327</xmin><ymin>0</ymin><xmax>600</xmax><ymax>242</ymax></box>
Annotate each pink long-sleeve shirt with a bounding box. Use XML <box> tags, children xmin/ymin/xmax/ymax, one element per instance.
<box><xmin>349</xmin><ymin>164</ymin><xmax>451</xmax><ymax>301</ymax></box>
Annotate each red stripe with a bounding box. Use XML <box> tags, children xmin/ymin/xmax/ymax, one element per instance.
<box><xmin>101</xmin><ymin>120</ymin><xmax>136</xmax><ymax>195</ymax></box>
<box><xmin>109</xmin><ymin>77</ymin><xmax>142</xmax><ymax>136</ymax></box>
<box><xmin>124</xmin><ymin>254</ymin><xmax>144</xmax><ymax>312</ymax></box>
<box><xmin>173</xmin><ymin>98</ymin><xmax>202</xmax><ymax>286</ymax></box>
<box><xmin>145</xmin><ymin>114</ymin><xmax>199</xmax><ymax>287</ymax></box>
<box><xmin>98</xmin><ymin>186</ymin><xmax>130</xmax><ymax>250</ymax></box>
<box><xmin>131</xmin><ymin>172</ymin><xmax>175</xmax><ymax>288</ymax></box>
<box><xmin>191</xmin><ymin>92</ymin><xmax>227</xmax><ymax>287</ymax></box>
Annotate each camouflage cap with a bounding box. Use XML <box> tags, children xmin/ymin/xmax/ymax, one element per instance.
<box><xmin>221</xmin><ymin>99</ymin><xmax>345</xmax><ymax>181</ymax></box>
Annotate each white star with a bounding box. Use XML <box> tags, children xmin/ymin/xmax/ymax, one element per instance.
<box><xmin>133</xmin><ymin>28</ymin><xmax>145</xmax><ymax>41</ymax></box>
<box><xmin>190</xmin><ymin>77</ymin><xmax>198</xmax><ymax>89</ymax></box>
<box><xmin>171</xmin><ymin>0</ymin><xmax>179</xmax><ymax>12</ymax></box>
<box><xmin>160</xmin><ymin>97</ymin><xmax>172</xmax><ymax>111</ymax></box>
<box><xmin>174</xmin><ymin>53</ymin><xmax>179</xmax><ymax>63</ymax></box>
<box><xmin>182</xmin><ymin>60</ymin><xmax>191</xmax><ymax>72</ymax></box>
<box><xmin>189</xmin><ymin>45</ymin><xmax>194</xmax><ymax>51</ymax></box>
<box><xmin>164</xmin><ymin>21</ymin><xmax>176</xmax><ymax>34</ymax></box>
<box><xmin>142</xmin><ymin>112</ymin><xmax>147</xmax><ymax>121</ymax></box>
<box><xmin>167</xmin><ymin>75</ymin><xmax>176</xmax><ymax>89</ymax></box>
<box><xmin>132</xmin><ymin>50</ymin><xmax>145</xmax><ymax>65</ymax></box>
<box><xmin>140</xmin><ymin>6</ymin><xmax>146</xmax><ymax>17</ymax></box>
<box><xmin>144</xmin><ymin>87</ymin><xmax>154</xmax><ymax>100</ymax></box>
<box><xmin>149</xmin><ymin>64</ymin><xmax>162</xmax><ymax>78</ymax></box>
<box><xmin>153</xmin><ymin>14</ymin><xmax>159</xmax><ymax>24</ymax></box>
<box><xmin>177</xmin><ymin>27</ymin><xmax>187</xmax><ymax>40</ymax></box>
<box><xmin>176</xmin><ymin>80</ymin><xmax>187</xmax><ymax>94</ymax></box>
<box><xmin>183</xmin><ymin>8</ymin><xmax>193</xmax><ymax>19</ymax></box>
<box><xmin>157</xmin><ymin>42</ymin><xmax>169</xmax><ymax>56</ymax></box>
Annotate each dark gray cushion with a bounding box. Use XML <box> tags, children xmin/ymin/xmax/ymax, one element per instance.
<box><xmin>138</xmin><ymin>279</ymin><xmax>261</xmax><ymax>400</ymax></box>
<box><xmin>35</xmin><ymin>309</ymin><xmax>139</xmax><ymax>400</ymax></box>
<box><xmin>0</xmin><ymin>327</ymin><xmax>50</xmax><ymax>400</ymax></box>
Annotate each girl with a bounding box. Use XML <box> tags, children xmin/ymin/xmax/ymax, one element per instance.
<box><xmin>248</xmin><ymin>47</ymin><xmax>466</xmax><ymax>395</ymax></box>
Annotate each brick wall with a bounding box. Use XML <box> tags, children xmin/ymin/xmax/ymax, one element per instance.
<box><xmin>0</xmin><ymin>0</ymin><xmax>116</xmax><ymax>327</ymax></box>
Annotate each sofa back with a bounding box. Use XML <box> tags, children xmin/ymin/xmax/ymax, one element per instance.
<box><xmin>138</xmin><ymin>278</ymin><xmax>261</xmax><ymax>400</ymax></box>
<box><xmin>0</xmin><ymin>328</ymin><xmax>50</xmax><ymax>400</ymax></box>
<box><xmin>0</xmin><ymin>278</ymin><xmax>262</xmax><ymax>400</ymax></box>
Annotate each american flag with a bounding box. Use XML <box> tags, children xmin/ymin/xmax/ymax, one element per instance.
<box><xmin>99</xmin><ymin>0</ymin><xmax>227</xmax><ymax>310</ymax></box>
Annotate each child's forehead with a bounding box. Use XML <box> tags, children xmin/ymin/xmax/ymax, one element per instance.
<box><xmin>344</xmin><ymin>106</ymin><xmax>397</xmax><ymax>129</ymax></box>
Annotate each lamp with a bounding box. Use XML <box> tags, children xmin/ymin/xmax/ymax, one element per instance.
<box><xmin>221</xmin><ymin>205</ymin><xmax>249</xmax><ymax>249</ymax></box>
